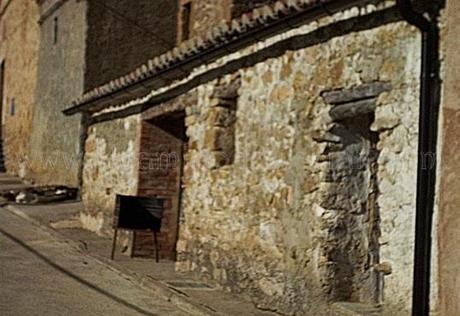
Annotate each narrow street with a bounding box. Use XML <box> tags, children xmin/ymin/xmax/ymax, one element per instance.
<box><xmin>0</xmin><ymin>209</ymin><xmax>188</xmax><ymax>316</ymax></box>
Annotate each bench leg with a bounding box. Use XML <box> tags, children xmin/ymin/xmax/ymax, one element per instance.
<box><xmin>131</xmin><ymin>231</ymin><xmax>137</xmax><ymax>258</ymax></box>
<box><xmin>153</xmin><ymin>231</ymin><xmax>159</xmax><ymax>263</ymax></box>
<box><xmin>111</xmin><ymin>229</ymin><xmax>118</xmax><ymax>260</ymax></box>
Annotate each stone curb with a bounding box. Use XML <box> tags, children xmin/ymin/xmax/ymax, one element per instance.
<box><xmin>2</xmin><ymin>203</ymin><xmax>217</xmax><ymax>316</ymax></box>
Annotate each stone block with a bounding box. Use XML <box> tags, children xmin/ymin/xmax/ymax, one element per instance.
<box><xmin>203</xmin><ymin>151</ymin><xmax>233</xmax><ymax>169</ymax></box>
<box><xmin>312</xmin><ymin>131</ymin><xmax>342</xmax><ymax>143</ymax></box>
<box><xmin>85</xmin><ymin>138</ymin><xmax>97</xmax><ymax>153</ymax></box>
<box><xmin>212</xmin><ymin>79</ymin><xmax>241</xmax><ymax>100</ymax></box>
<box><xmin>204</xmin><ymin>127</ymin><xmax>234</xmax><ymax>152</ymax></box>
<box><xmin>207</xmin><ymin>106</ymin><xmax>235</xmax><ymax>127</ymax></box>
<box><xmin>322</xmin><ymin>82</ymin><xmax>392</xmax><ymax>105</ymax></box>
<box><xmin>185</xmin><ymin>114</ymin><xmax>197</xmax><ymax>126</ymax></box>
<box><xmin>330</xmin><ymin>302</ymin><xmax>381</xmax><ymax>316</ymax></box>
<box><xmin>329</xmin><ymin>98</ymin><xmax>377</xmax><ymax>121</ymax></box>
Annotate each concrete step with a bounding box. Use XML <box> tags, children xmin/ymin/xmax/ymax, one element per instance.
<box><xmin>330</xmin><ymin>302</ymin><xmax>381</xmax><ymax>316</ymax></box>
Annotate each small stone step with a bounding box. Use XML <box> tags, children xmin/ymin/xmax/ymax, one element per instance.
<box><xmin>0</xmin><ymin>173</ymin><xmax>20</xmax><ymax>179</ymax></box>
<box><xmin>0</xmin><ymin>178</ymin><xmax>22</xmax><ymax>184</ymax></box>
<box><xmin>0</xmin><ymin>175</ymin><xmax>22</xmax><ymax>184</ymax></box>
<box><xmin>330</xmin><ymin>302</ymin><xmax>381</xmax><ymax>316</ymax></box>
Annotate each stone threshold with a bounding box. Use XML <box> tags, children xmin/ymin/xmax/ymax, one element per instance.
<box><xmin>330</xmin><ymin>302</ymin><xmax>382</xmax><ymax>316</ymax></box>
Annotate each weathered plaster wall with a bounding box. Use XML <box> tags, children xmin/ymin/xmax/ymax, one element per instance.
<box><xmin>438</xmin><ymin>0</ymin><xmax>460</xmax><ymax>314</ymax></box>
<box><xmin>29</xmin><ymin>0</ymin><xmax>86</xmax><ymax>186</ymax></box>
<box><xmin>81</xmin><ymin>115</ymin><xmax>140</xmax><ymax>234</ymax></box>
<box><xmin>176</xmin><ymin>19</ymin><xmax>420</xmax><ymax>316</ymax></box>
<box><xmin>30</xmin><ymin>0</ymin><xmax>177</xmax><ymax>187</ymax></box>
<box><xmin>85</xmin><ymin>0</ymin><xmax>178</xmax><ymax>90</ymax></box>
<box><xmin>0</xmin><ymin>0</ymin><xmax>39</xmax><ymax>176</ymax></box>
<box><xmin>187</xmin><ymin>0</ymin><xmax>276</xmax><ymax>39</ymax></box>
<box><xmin>188</xmin><ymin>0</ymin><xmax>232</xmax><ymax>38</ymax></box>
<box><xmin>372</xmin><ymin>29</ymin><xmax>421</xmax><ymax>315</ymax></box>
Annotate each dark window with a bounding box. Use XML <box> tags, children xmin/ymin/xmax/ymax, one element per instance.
<box><xmin>53</xmin><ymin>16</ymin><xmax>58</xmax><ymax>44</ymax></box>
<box><xmin>181</xmin><ymin>2</ymin><xmax>191</xmax><ymax>41</ymax></box>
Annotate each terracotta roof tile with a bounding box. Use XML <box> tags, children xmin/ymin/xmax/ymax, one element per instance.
<box><xmin>158</xmin><ymin>54</ymin><xmax>169</xmax><ymax>68</ymax></box>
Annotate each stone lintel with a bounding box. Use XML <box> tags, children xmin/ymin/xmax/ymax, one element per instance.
<box><xmin>142</xmin><ymin>92</ymin><xmax>197</xmax><ymax>121</ymax></box>
<box><xmin>322</xmin><ymin>82</ymin><xmax>392</xmax><ymax>105</ymax></box>
<box><xmin>329</xmin><ymin>98</ymin><xmax>377</xmax><ymax>121</ymax></box>
<box><xmin>212</xmin><ymin>77</ymin><xmax>241</xmax><ymax>100</ymax></box>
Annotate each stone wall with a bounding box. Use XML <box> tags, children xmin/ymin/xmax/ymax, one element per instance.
<box><xmin>81</xmin><ymin>2</ymin><xmax>423</xmax><ymax>314</ymax></box>
<box><xmin>187</xmin><ymin>0</ymin><xmax>232</xmax><ymax>38</ymax></box>
<box><xmin>0</xmin><ymin>0</ymin><xmax>39</xmax><ymax>176</ymax></box>
<box><xmin>28</xmin><ymin>0</ymin><xmax>86</xmax><ymax>186</ymax></box>
<box><xmin>85</xmin><ymin>0</ymin><xmax>178</xmax><ymax>90</ymax></box>
<box><xmin>81</xmin><ymin>115</ymin><xmax>140</xmax><ymax>234</ymax></box>
<box><xmin>176</xmin><ymin>19</ymin><xmax>420</xmax><ymax>316</ymax></box>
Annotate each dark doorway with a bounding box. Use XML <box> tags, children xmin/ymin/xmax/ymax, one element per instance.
<box><xmin>134</xmin><ymin>111</ymin><xmax>187</xmax><ymax>260</ymax></box>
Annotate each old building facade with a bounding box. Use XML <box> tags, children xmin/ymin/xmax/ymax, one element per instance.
<box><xmin>63</xmin><ymin>0</ymin><xmax>454</xmax><ymax>314</ymax></box>
<box><xmin>1</xmin><ymin>0</ymin><xmax>458</xmax><ymax>314</ymax></box>
<box><xmin>28</xmin><ymin>0</ymin><xmax>178</xmax><ymax>187</ymax></box>
<box><xmin>28</xmin><ymin>0</ymin><xmax>87</xmax><ymax>186</ymax></box>
<box><xmin>0</xmin><ymin>0</ymin><xmax>40</xmax><ymax>176</ymax></box>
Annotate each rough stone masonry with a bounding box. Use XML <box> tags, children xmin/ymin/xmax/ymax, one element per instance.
<box><xmin>80</xmin><ymin>2</ymin><xmax>425</xmax><ymax>315</ymax></box>
<box><xmin>176</xmin><ymin>10</ymin><xmax>421</xmax><ymax>316</ymax></box>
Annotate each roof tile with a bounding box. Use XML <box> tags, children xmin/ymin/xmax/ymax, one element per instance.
<box><xmin>240</xmin><ymin>13</ymin><xmax>256</xmax><ymax>28</ymax></box>
<box><xmin>274</xmin><ymin>1</ymin><xmax>289</xmax><ymax>15</ymax></box>
<box><xmin>231</xmin><ymin>19</ymin><xmax>244</xmax><ymax>33</ymax></box>
<box><xmin>159</xmin><ymin>54</ymin><xmax>169</xmax><ymax>68</ymax></box>
<box><xmin>68</xmin><ymin>0</ymin><xmax>338</xmax><ymax>111</ymax></box>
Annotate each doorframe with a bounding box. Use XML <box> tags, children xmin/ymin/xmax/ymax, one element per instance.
<box><xmin>136</xmin><ymin>111</ymin><xmax>188</xmax><ymax>260</ymax></box>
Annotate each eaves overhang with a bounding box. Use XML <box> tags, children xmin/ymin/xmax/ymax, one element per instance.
<box><xmin>63</xmin><ymin>0</ymin><xmax>378</xmax><ymax>116</ymax></box>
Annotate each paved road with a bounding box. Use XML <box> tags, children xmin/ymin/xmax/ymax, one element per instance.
<box><xmin>0</xmin><ymin>209</ymin><xmax>188</xmax><ymax>316</ymax></box>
